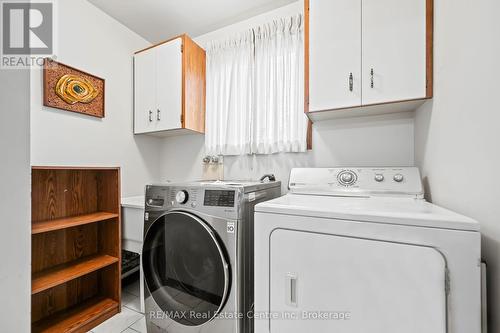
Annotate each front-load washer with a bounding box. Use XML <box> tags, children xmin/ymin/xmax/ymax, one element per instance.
<box><xmin>143</xmin><ymin>179</ymin><xmax>281</xmax><ymax>333</ymax></box>
<box><xmin>254</xmin><ymin>167</ymin><xmax>482</xmax><ymax>333</ymax></box>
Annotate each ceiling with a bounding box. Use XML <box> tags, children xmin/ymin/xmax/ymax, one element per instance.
<box><xmin>87</xmin><ymin>0</ymin><xmax>297</xmax><ymax>43</ymax></box>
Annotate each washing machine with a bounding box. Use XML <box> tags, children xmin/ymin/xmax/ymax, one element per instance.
<box><xmin>143</xmin><ymin>179</ymin><xmax>281</xmax><ymax>333</ymax></box>
<box><xmin>254</xmin><ymin>167</ymin><xmax>482</xmax><ymax>333</ymax></box>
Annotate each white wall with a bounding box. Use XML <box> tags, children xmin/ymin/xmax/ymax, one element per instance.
<box><xmin>161</xmin><ymin>113</ymin><xmax>414</xmax><ymax>191</ymax></box>
<box><xmin>30</xmin><ymin>0</ymin><xmax>162</xmax><ymax>197</ymax></box>
<box><xmin>0</xmin><ymin>70</ymin><xmax>30</xmax><ymax>331</ymax></box>
<box><xmin>414</xmin><ymin>0</ymin><xmax>500</xmax><ymax>330</ymax></box>
<box><xmin>160</xmin><ymin>2</ymin><xmax>415</xmax><ymax>192</ymax></box>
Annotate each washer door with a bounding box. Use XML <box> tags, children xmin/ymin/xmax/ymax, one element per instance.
<box><xmin>142</xmin><ymin>211</ymin><xmax>230</xmax><ymax>326</ymax></box>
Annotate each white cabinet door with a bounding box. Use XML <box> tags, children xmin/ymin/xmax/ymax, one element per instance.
<box><xmin>134</xmin><ymin>48</ymin><xmax>156</xmax><ymax>134</ymax></box>
<box><xmin>309</xmin><ymin>0</ymin><xmax>362</xmax><ymax>111</ymax></box>
<box><xmin>270</xmin><ymin>229</ymin><xmax>446</xmax><ymax>333</ymax></box>
<box><xmin>156</xmin><ymin>38</ymin><xmax>183</xmax><ymax>131</ymax></box>
<box><xmin>362</xmin><ymin>0</ymin><xmax>427</xmax><ymax>105</ymax></box>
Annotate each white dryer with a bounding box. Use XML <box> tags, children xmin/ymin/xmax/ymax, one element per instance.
<box><xmin>254</xmin><ymin>167</ymin><xmax>482</xmax><ymax>333</ymax></box>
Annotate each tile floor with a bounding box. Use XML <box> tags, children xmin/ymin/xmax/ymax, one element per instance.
<box><xmin>88</xmin><ymin>279</ymin><xmax>146</xmax><ymax>333</ymax></box>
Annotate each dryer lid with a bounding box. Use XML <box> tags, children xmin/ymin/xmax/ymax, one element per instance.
<box><xmin>255</xmin><ymin>194</ymin><xmax>480</xmax><ymax>231</ymax></box>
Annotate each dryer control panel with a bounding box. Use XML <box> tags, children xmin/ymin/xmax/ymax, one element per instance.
<box><xmin>289</xmin><ymin>167</ymin><xmax>424</xmax><ymax>198</ymax></box>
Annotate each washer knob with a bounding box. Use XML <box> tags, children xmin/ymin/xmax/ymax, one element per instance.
<box><xmin>374</xmin><ymin>174</ymin><xmax>384</xmax><ymax>182</ymax></box>
<box><xmin>175</xmin><ymin>190</ymin><xmax>189</xmax><ymax>204</ymax></box>
<box><xmin>393</xmin><ymin>174</ymin><xmax>404</xmax><ymax>183</ymax></box>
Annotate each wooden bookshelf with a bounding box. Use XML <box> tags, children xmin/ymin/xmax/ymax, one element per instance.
<box><xmin>31</xmin><ymin>167</ymin><xmax>121</xmax><ymax>332</ymax></box>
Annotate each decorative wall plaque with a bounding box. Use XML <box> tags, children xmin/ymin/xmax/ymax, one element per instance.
<box><xmin>43</xmin><ymin>59</ymin><xmax>105</xmax><ymax>118</ymax></box>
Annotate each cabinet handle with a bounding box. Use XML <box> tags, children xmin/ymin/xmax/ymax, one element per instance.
<box><xmin>157</xmin><ymin>109</ymin><xmax>161</xmax><ymax>121</ymax></box>
<box><xmin>370</xmin><ymin>68</ymin><xmax>374</xmax><ymax>88</ymax></box>
<box><xmin>349</xmin><ymin>73</ymin><xmax>353</xmax><ymax>92</ymax></box>
<box><xmin>148</xmin><ymin>110</ymin><xmax>153</xmax><ymax>122</ymax></box>
<box><xmin>286</xmin><ymin>273</ymin><xmax>298</xmax><ymax>307</ymax></box>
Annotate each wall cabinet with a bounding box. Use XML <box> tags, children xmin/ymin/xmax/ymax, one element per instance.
<box><xmin>306</xmin><ymin>0</ymin><xmax>433</xmax><ymax>120</ymax></box>
<box><xmin>134</xmin><ymin>34</ymin><xmax>206</xmax><ymax>135</ymax></box>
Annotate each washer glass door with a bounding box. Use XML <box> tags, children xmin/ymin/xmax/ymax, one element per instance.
<box><xmin>142</xmin><ymin>211</ymin><xmax>230</xmax><ymax>326</ymax></box>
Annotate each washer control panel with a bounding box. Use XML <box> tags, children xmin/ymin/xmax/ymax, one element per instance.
<box><xmin>145</xmin><ymin>185</ymin><xmax>241</xmax><ymax>220</ymax></box>
<box><xmin>203</xmin><ymin>190</ymin><xmax>235</xmax><ymax>207</ymax></box>
<box><xmin>168</xmin><ymin>188</ymin><xmax>198</xmax><ymax>206</ymax></box>
<box><xmin>289</xmin><ymin>167</ymin><xmax>423</xmax><ymax>197</ymax></box>
<box><xmin>175</xmin><ymin>190</ymin><xmax>189</xmax><ymax>204</ymax></box>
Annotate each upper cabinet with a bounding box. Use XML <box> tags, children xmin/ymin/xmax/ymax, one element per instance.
<box><xmin>306</xmin><ymin>0</ymin><xmax>433</xmax><ymax>120</ymax></box>
<box><xmin>134</xmin><ymin>34</ymin><xmax>206</xmax><ymax>135</ymax></box>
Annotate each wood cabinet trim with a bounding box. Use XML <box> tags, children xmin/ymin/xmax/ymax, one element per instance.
<box><xmin>304</xmin><ymin>0</ymin><xmax>312</xmax><ymax>149</ymax></box>
<box><xmin>426</xmin><ymin>0</ymin><xmax>434</xmax><ymax>98</ymax></box>
<box><xmin>134</xmin><ymin>34</ymin><xmax>186</xmax><ymax>55</ymax></box>
<box><xmin>181</xmin><ymin>34</ymin><xmax>186</xmax><ymax>128</ymax></box>
<box><xmin>182</xmin><ymin>35</ymin><xmax>206</xmax><ymax>134</ymax></box>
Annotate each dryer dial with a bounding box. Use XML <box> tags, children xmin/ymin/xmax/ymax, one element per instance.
<box><xmin>337</xmin><ymin>170</ymin><xmax>357</xmax><ymax>186</ymax></box>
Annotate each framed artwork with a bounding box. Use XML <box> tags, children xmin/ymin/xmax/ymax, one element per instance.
<box><xmin>43</xmin><ymin>59</ymin><xmax>105</xmax><ymax>118</ymax></box>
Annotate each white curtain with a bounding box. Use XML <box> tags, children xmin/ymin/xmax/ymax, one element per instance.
<box><xmin>205</xmin><ymin>31</ymin><xmax>254</xmax><ymax>155</ymax></box>
<box><xmin>253</xmin><ymin>15</ymin><xmax>306</xmax><ymax>154</ymax></box>
<box><xmin>205</xmin><ymin>14</ymin><xmax>307</xmax><ymax>156</ymax></box>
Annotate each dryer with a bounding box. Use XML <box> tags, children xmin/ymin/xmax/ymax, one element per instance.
<box><xmin>143</xmin><ymin>180</ymin><xmax>281</xmax><ymax>333</ymax></box>
<box><xmin>254</xmin><ymin>167</ymin><xmax>482</xmax><ymax>333</ymax></box>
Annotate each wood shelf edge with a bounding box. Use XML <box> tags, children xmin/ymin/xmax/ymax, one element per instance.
<box><xmin>32</xmin><ymin>212</ymin><xmax>119</xmax><ymax>234</ymax></box>
<box><xmin>32</xmin><ymin>297</ymin><xmax>119</xmax><ymax>333</ymax></box>
<box><xmin>31</xmin><ymin>166</ymin><xmax>120</xmax><ymax>170</ymax></box>
<box><xmin>32</xmin><ymin>254</ymin><xmax>119</xmax><ymax>295</ymax></box>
